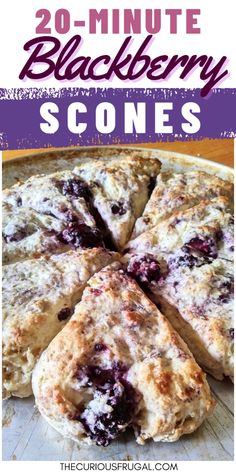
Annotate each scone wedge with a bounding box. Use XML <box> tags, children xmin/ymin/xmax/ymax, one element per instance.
<box><xmin>132</xmin><ymin>171</ymin><xmax>233</xmax><ymax>238</ymax></box>
<box><xmin>3</xmin><ymin>248</ymin><xmax>119</xmax><ymax>399</ymax></box>
<box><xmin>33</xmin><ymin>264</ymin><xmax>214</xmax><ymax>447</ymax></box>
<box><xmin>125</xmin><ymin>198</ymin><xmax>234</xmax><ymax>380</ymax></box>
<box><xmin>2</xmin><ymin>170</ymin><xmax>106</xmax><ymax>256</ymax></box>
<box><xmin>73</xmin><ymin>154</ymin><xmax>161</xmax><ymax>249</ymax></box>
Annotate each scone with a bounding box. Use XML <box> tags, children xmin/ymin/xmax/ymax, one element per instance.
<box><xmin>2</xmin><ymin>170</ymin><xmax>105</xmax><ymax>251</ymax></box>
<box><xmin>126</xmin><ymin>197</ymin><xmax>234</xmax><ymax>265</ymax></box>
<box><xmin>132</xmin><ymin>171</ymin><xmax>233</xmax><ymax>238</ymax></box>
<box><xmin>3</xmin><ymin>248</ymin><xmax>119</xmax><ymax>399</ymax></box>
<box><xmin>148</xmin><ymin>259</ymin><xmax>234</xmax><ymax>382</ymax></box>
<box><xmin>73</xmin><ymin>154</ymin><xmax>161</xmax><ymax>249</ymax></box>
<box><xmin>126</xmin><ymin>256</ymin><xmax>234</xmax><ymax>382</ymax></box>
<box><xmin>32</xmin><ymin>264</ymin><xmax>214</xmax><ymax>447</ymax></box>
<box><xmin>125</xmin><ymin>200</ymin><xmax>234</xmax><ymax>380</ymax></box>
<box><xmin>2</xmin><ymin>202</ymin><xmax>70</xmax><ymax>264</ymax></box>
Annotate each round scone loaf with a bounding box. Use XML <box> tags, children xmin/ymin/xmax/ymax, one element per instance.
<box><xmin>32</xmin><ymin>263</ymin><xmax>214</xmax><ymax>447</ymax></box>
<box><xmin>3</xmin><ymin>248</ymin><xmax>119</xmax><ymax>399</ymax></box>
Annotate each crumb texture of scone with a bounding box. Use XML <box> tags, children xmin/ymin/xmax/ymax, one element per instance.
<box><xmin>125</xmin><ymin>197</ymin><xmax>234</xmax><ymax>380</ymax></box>
<box><xmin>73</xmin><ymin>155</ymin><xmax>161</xmax><ymax>249</ymax></box>
<box><xmin>2</xmin><ymin>248</ymin><xmax>119</xmax><ymax>399</ymax></box>
<box><xmin>132</xmin><ymin>171</ymin><xmax>233</xmax><ymax>238</ymax></box>
<box><xmin>2</xmin><ymin>202</ymin><xmax>70</xmax><ymax>264</ymax></box>
<box><xmin>32</xmin><ymin>264</ymin><xmax>214</xmax><ymax>447</ymax></box>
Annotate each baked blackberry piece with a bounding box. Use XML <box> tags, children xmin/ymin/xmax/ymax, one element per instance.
<box><xmin>33</xmin><ymin>264</ymin><xmax>214</xmax><ymax>446</ymax></box>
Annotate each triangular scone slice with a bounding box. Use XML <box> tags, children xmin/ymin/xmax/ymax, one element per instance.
<box><xmin>73</xmin><ymin>155</ymin><xmax>161</xmax><ymax>249</ymax></box>
<box><xmin>2</xmin><ymin>202</ymin><xmax>70</xmax><ymax>264</ymax></box>
<box><xmin>126</xmin><ymin>197</ymin><xmax>234</xmax><ymax>265</ymax></box>
<box><xmin>125</xmin><ymin>199</ymin><xmax>234</xmax><ymax>380</ymax></box>
<box><xmin>3</xmin><ymin>170</ymin><xmax>95</xmax><ymax>225</ymax></box>
<box><xmin>148</xmin><ymin>259</ymin><xmax>234</xmax><ymax>381</ymax></box>
<box><xmin>32</xmin><ymin>264</ymin><xmax>214</xmax><ymax>447</ymax></box>
<box><xmin>132</xmin><ymin>171</ymin><xmax>233</xmax><ymax>238</ymax></box>
<box><xmin>3</xmin><ymin>248</ymin><xmax>119</xmax><ymax>399</ymax></box>
<box><xmin>126</xmin><ymin>245</ymin><xmax>233</xmax><ymax>379</ymax></box>
<box><xmin>2</xmin><ymin>171</ymin><xmax>107</xmax><ymax>252</ymax></box>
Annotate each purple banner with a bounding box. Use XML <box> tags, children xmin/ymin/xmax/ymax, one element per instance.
<box><xmin>0</xmin><ymin>88</ymin><xmax>235</xmax><ymax>150</ymax></box>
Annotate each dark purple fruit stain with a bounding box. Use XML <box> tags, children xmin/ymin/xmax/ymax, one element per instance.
<box><xmin>111</xmin><ymin>202</ymin><xmax>126</xmax><ymax>216</ymax></box>
<box><xmin>169</xmin><ymin>252</ymin><xmax>202</xmax><ymax>269</ymax></box>
<box><xmin>127</xmin><ymin>255</ymin><xmax>161</xmax><ymax>286</ymax></box>
<box><xmin>16</xmin><ymin>196</ymin><xmax>22</xmax><ymax>207</ymax></box>
<box><xmin>90</xmin><ymin>288</ymin><xmax>102</xmax><ymax>296</ymax></box>
<box><xmin>57</xmin><ymin>222</ymin><xmax>104</xmax><ymax>249</ymax></box>
<box><xmin>94</xmin><ymin>343</ymin><xmax>107</xmax><ymax>352</ymax></box>
<box><xmin>73</xmin><ymin>362</ymin><xmax>137</xmax><ymax>446</ymax></box>
<box><xmin>218</xmin><ymin>278</ymin><xmax>234</xmax><ymax>303</ymax></box>
<box><xmin>185</xmin><ymin>236</ymin><xmax>218</xmax><ymax>259</ymax></box>
<box><xmin>3</xmin><ymin>228</ymin><xmax>27</xmax><ymax>243</ymax></box>
<box><xmin>172</xmin><ymin>235</ymin><xmax>219</xmax><ymax>269</ymax></box>
<box><xmin>229</xmin><ymin>328</ymin><xmax>234</xmax><ymax>339</ymax></box>
<box><xmin>59</xmin><ymin>178</ymin><xmax>92</xmax><ymax>201</ymax></box>
<box><xmin>57</xmin><ymin>307</ymin><xmax>73</xmax><ymax>321</ymax></box>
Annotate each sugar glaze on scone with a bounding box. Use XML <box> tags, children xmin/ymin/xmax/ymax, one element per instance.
<box><xmin>32</xmin><ymin>264</ymin><xmax>214</xmax><ymax>447</ymax></box>
<box><xmin>73</xmin><ymin>155</ymin><xmax>161</xmax><ymax>249</ymax></box>
<box><xmin>132</xmin><ymin>171</ymin><xmax>233</xmax><ymax>238</ymax></box>
<box><xmin>3</xmin><ymin>249</ymin><xmax>119</xmax><ymax>399</ymax></box>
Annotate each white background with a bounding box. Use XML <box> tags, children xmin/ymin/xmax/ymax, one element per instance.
<box><xmin>1</xmin><ymin>0</ymin><xmax>236</xmax><ymax>89</ymax></box>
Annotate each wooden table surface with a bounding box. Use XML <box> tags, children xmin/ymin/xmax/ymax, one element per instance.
<box><xmin>2</xmin><ymin>138</ymin><xmax>234</xmax><ymax>168</ymax></box>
